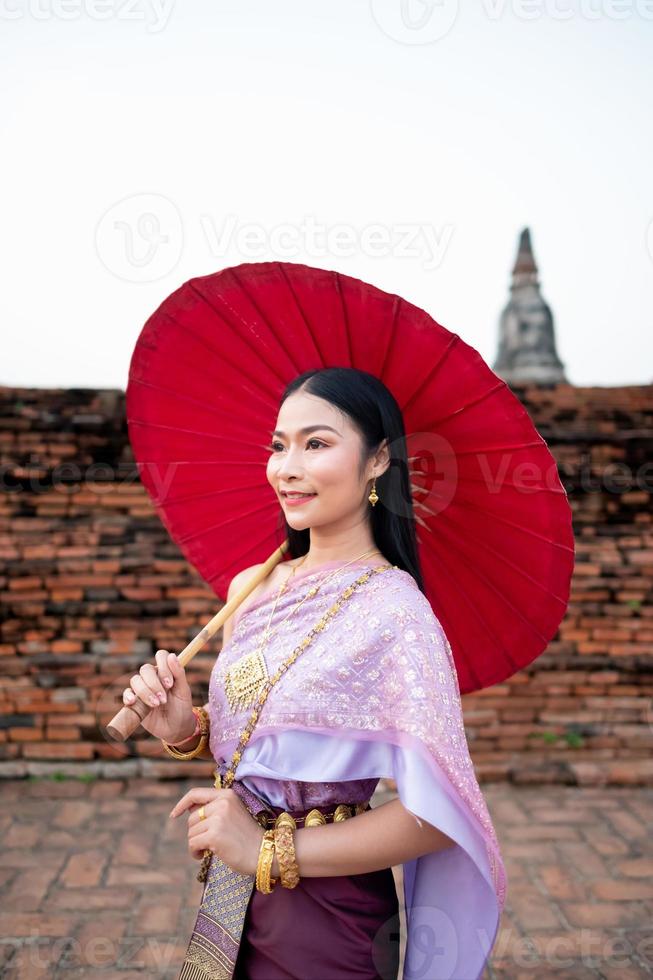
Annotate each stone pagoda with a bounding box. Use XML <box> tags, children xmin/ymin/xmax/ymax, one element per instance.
<box><xmin>493</xmin><ymin>227</ymin><xmax>568</xmax><ymax>384</ymax></box>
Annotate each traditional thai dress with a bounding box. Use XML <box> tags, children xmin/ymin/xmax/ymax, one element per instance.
<box><xmin>190</xmin><ymin>558</ymin><xmax>506</xmax><ymax>980</ymax></box>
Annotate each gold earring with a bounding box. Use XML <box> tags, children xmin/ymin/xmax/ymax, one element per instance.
<box><xmin>368</xmin><ymin>477</ymin><xmax>378</xmax><ymax>507</ymax></box>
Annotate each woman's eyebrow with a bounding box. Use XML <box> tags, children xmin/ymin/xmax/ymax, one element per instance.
<box><xmin>271</xmin><ymin>425</ymin><xmax>341</xmax><ymax>437</ymax></box>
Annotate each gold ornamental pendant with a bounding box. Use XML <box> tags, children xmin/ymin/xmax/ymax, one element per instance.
<box><xmin>224</xmin><ymin>649</ymin><xmax>270</xmax><ymax>713</ymax></box>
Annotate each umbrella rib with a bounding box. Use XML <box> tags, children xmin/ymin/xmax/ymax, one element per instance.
<box><xmin>420</xmin><ymin>546</ymin><xmax>486</xmax><ymax>690</ymax></box>
<box><xmin>278</xmin><ymin>263</ymin><xmax>326</xmax><ymax>363</ymax></box>
<box><xmin>432</xmin><ymin>516</ymin><xmax>551</xmax><ymax>653</ymax></box>
<box><xmin>427</xmin><ymin>542</ymin><xmax>523</xmax><ymax>673</ymax></box>
<box><xmin>333</xmin><ymin>272</ymin><xmax>354</xmax><ymax>365</ymax></box>
<box><xmin>414</xmin><ymin>489</ymin><xmax>575</xmax><ymax>557</ymax></box>
<box><xmin>402</xmin><ymin>333</ymin><xmax>460</xmax><ymax>417</ymax></box>
<box><xmin>410</xmin><ymin>476</ymin><xmax>568</xmax><ymax>496</ymax></box>
<box><xmin>187</xmin><ymin>281</ymin><xmax>291</xmax><ymax>389</ymax></box>
<box><xmin>427</xmin><ymin>439</ymin><xmax>546</xmax><ymax>456</ymax></box>
<box><xmin>135</xmin><ymin>459</ymin><xmax>269</xmax><ymax>467</ymax></box>
<box><xmin>139</xmin><ymin>312</ymin><xmax>278</xmax><ymax>412</ymax></box>
<box><xmin>128</xmin><ymin>375</ymin><xmax>274</xmax><ymax>428</ymax></box>
<box><xmin>157</xmin><ymin>303</ymin><xmax>286</xmax><ymax>397</ymax></box>
<box><xmin>205</xmin><ymin>531</ymin><xmax>282</xmax><ymax>591</ymax></box>
<box><xmin>378</xmin><ymin>295</ymin><xmax>401</xmax><ymax>380</ymax></box>
<box><xmin>175</xmin><ymin>499</ymin><xmax>277</xmax><ymax>545</ymax></box>
<box><xmin>228</xmin><ymin>266</ymin><xmax>304</xmax><ymax>376</ymax></box>
<box><xmin>129</xmin><ymin>414</ymin><xmax>268</xmax><ymax>449</ymax></box>
<box><xmin>427</xmin><ymin>504</ymin><xmax>572</xmax><ymax>624</ymax></box>
<box><xmin>422</xmin><ymin>379</ymin><xmax>509</xmax><ymax>427</ymax></box>
<box><xmin>153</xmin><ymin>482</ymin><xmax>266</xmax><ymax>507</ymax></box>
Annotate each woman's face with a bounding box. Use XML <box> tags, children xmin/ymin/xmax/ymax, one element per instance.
<box><xmin>266</xmin><ymin>390</ymin><xmax>377</xmax><ymax>531</ymax></box>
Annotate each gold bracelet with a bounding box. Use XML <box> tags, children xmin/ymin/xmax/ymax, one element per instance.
<box><xmin>273</xmin><ymin>812</ymin><xmax>300</xmax><ymax>889</ymax></box>
<box><xmin>256</xmin><ymin>829</ymin><xmax>277</xmax><ymax>893</ymax></box>
<box><xmin>161</xmin><ymin>706</ymin><xmax>209</xmax><ymax>760</ymax></box>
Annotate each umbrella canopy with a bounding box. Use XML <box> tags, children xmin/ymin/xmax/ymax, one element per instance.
<box><xmin>126</xmin><ymin>260</ymin><xmax>575</xmax><ymax>694</ymax></box>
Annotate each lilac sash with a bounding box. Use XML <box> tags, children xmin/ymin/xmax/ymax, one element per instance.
<box><xmin>178</xmin><ymin>775</ymin><xmax>271</xmax><ymax>980</ymax></box>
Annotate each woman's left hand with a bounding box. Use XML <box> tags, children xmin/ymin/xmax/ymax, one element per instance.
<box><xmin>169</xmin><ymin>787</ymin><xmax>264</xmax><ymax>876</ymax></box>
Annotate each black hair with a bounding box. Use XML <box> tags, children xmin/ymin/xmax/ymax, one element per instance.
<box><xmin>272</xmin><ymin>366</ymin><xmax>425</xmax><ymax>594</ymax></box>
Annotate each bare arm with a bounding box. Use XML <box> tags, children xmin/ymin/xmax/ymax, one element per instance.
<box><xmin>269</xmin><ymin>797</ymin><xmax>455</xmax><ymax>878</ymax></box>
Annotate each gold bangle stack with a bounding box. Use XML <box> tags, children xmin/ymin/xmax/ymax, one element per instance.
<box><xmin>274</xmin><ymin>812</ymin><xmax>300</xmax><ymax>889</ymax></box>
<box><xmin>256</xmin><ymin>829</ymin><xmax>277</xmax><ymax>893</ymax></box>
<box><xmin>161</xmin><ymin>705</ymin><xmax>209</xmax><ymax>760</ymax></box>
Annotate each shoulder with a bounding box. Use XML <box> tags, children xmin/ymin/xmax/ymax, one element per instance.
<box><xmin>364</xmin><ymin>568</ymin><xmax>458</xmax><ymax>684</ymax></box>
<box><xmin>227</xmin><ymin>562</ymin><xmax>264</xmax><ymax>599</ymax></box>
<box><xmin>363</xmin><ymin>565</ymin><xmax>448</xmax><ymax>645</ymax></box>
<box><xmin>223</xmin><ymin>558</ymin><xmax>304</xmax><ymax>643</ymax></box>
<box><xmin>222</xmin><ymin>563</ymin><xmax>266</xmax><ymax>646</ymax></box>
<box><xmin>365</xmin><ymin>564</ymin><xmax>425</xmax><ymax>609</ymax></box>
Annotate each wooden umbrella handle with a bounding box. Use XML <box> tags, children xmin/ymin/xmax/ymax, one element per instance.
<box><xmin>105</xmin><ymin>539</ymin><xmax>290</xmax><ymax>742</ymax></box>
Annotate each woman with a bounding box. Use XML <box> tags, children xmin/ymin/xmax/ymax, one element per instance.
<box><xmin>123</xmin><ymin>366</ymin><xmax>507</xmax><ymax>979</ymax></box>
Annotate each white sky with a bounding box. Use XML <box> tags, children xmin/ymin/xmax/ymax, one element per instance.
<box><xmin>1</xmin><ymin>0</ymin><xmax>652</xmax><ymax>389</ymax></box>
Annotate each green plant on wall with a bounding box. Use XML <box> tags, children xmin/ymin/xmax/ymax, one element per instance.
<box><xmin>27</xmin><ymin>771</ymin><xmax>98</xmax><ymax>782</ymax></box>
<box><xmin>527</xmin><ymin>729</ymin><xmax>585</xmax><ymax>748</ymax></box>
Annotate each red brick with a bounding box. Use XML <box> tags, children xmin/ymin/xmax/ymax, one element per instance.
<box><xmin>8</xmin><ymin>577</ymin><xmax>42</xmax><ymax>591</ymax></box>
<box><xmin>22</xmin><ymin>743</ymin><xmax>94</xmax><ymax>760</ymax></box>
<box><xmin>45</xmin><ymin>727</ymin><xmax>80</xmax><ymax>740</ymax></box>
<box><xmin>68</xmin><ymin>915</ymin><xmax>127</xmax><ymax>969</ymax></box>
<box><xmin>591</xmin><ymin>879</ymin><xmax>653</xmax><ymax>900</ymax></box>
<box><xmin>61</xmin><ymin>850</ymin><xmax>106</xmax><ymax>888</ymax></box>
<box><xmin>616</xmin><ymin>857</ymin><xmax>653</xmax><ymax>878</ymax></box>
<box><xmin>50</xmin><ymin>640</ymin><xmax>83</xmax><ymax>654</ymax></box>
<box><xmin>562</xmin><ymin>902</ymin><xmax>645</xmax><ymax>927</ymax></box>
<box><xmin>113</xmin><ymin>832</ymin><xmax>153</xmax><ymax>866</ymax></box>
<box><xmin>8</xmin><ymin>728</ymin><xmax>42</xmax><ymax>742</ymax></box>
<box><xmin>0</xmin><ymin>911</ymin><xmax>77</xmax><ymax>936</ymax></box>
<box><xmin>132</xmin><ymin>892</ymin><xmax>181</xmax><ymax>934</ymax></box>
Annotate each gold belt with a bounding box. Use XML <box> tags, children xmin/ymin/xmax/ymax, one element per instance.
<box><xmin>257</xmin><ymin>801</ymin><xmax>371</xmax><ymax>829</ymax></box>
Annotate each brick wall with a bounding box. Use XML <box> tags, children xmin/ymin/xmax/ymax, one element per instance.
<box><xmin>0</xmin><ymin>383</ymin><xmax>651</xmax><ymax>784</ymax></box>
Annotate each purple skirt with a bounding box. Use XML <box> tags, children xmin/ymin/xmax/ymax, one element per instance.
<box><xmin>232</xmin><ymin>809</ymin><xmax>400</xmax><ymax>980</ymax></box>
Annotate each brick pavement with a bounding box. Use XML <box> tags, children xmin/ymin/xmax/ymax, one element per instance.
<box><xmin>0</xmin><ymin>778</ymin><xmax>651</xmax><ymax>979</ymax></box>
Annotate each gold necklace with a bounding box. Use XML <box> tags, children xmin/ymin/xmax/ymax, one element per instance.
<box><xmin>198</xmin><ymin>560</ymin><xmax>395</xmax><ymax>883</ymax></box>
<box><xmin>223</xmin><ymin>548</ymin><xmax>383</xmax><ymax>713</ymax></box>
<box><xmin>223</xmin><ymin>555</ymin><xmax>308</xmax><ymax>712</ymax></box>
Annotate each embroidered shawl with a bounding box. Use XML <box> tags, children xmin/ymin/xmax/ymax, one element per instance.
<box><xmin>207</xmin><ymin>558</ymin><xmax>507</xmax><ymax>979</ymax></box>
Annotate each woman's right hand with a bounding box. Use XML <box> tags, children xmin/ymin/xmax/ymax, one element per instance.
<box><xmin>121</xmin><ymin>649</ymin><xmax>196</xmax><ymax>743</ymax></box>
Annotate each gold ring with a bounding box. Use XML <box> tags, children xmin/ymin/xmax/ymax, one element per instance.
<box><xmin>198</xmin><ymin>805</ymin><xmax>206</xmax><ymax>821</ymax></box>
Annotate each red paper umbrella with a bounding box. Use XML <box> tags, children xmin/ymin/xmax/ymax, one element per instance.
<box><xmin>126</xmin><ymin>260</ymin><xmax>575</xmax><ymax>694</ymax></box>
